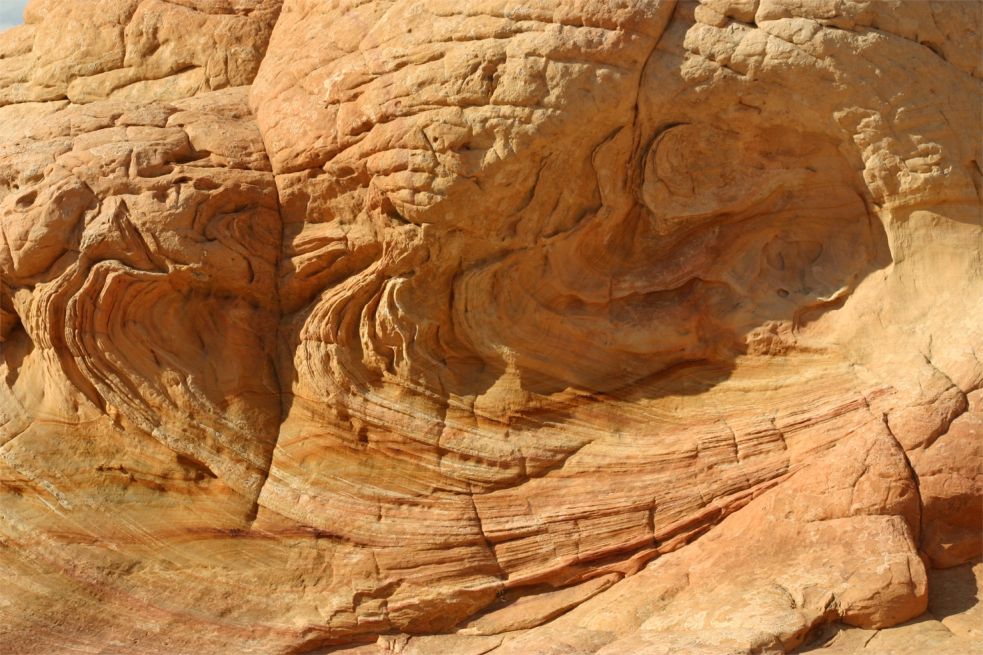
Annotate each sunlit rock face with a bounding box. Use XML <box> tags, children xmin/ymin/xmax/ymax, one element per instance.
<box><xmin>0</xmin><ymin>1</ymin><xmax>980</xmax><ymax>654</ymax></box>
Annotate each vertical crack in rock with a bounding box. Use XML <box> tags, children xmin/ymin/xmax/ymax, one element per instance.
<box><xmin>245</xmin><ymin>169</ymin><xmax>286</xmax><ymax>527</ymax></box>
<box><xmin>882</xmin><ymin>413</ymin><xmax>927</xmax><ymax>553</ymax></box>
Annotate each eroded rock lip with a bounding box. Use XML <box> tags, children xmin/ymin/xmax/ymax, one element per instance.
<box><xmin>1</xmin><ymin>1</ymin><xmax>981</xmax><ymax>654</ymax></box>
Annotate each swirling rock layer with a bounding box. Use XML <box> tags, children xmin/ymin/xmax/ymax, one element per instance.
<box><xmin>1</xmin><ymin>1</ymin><xmax>981</xmax><ymax>654</ymax></box>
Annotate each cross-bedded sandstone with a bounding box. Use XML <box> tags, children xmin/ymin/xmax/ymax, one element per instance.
<box><xmin>0</xmin><ymin>1</ymin><xmax>980</xmax><ymax>653</ymax></box>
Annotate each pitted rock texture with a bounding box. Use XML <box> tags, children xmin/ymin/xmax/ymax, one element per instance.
<box><xmin>0</xmin><ymin>1</ymin><xmax>981</xmax><ymax>654</ymax></box>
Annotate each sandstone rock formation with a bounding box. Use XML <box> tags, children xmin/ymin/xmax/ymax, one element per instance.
<box><xmin>0</xmin><ymin>1</ymin><xmax>980</xmax><ymax>654</ymax></box>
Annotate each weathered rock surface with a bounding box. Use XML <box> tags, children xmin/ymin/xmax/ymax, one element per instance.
<box><xmin>0</xmin><ymin>1</ymin><xmax>980</xmax><ymax>654</ymax></box>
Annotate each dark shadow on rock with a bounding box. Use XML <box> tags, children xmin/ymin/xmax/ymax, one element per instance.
<box><xmin>929</xmin><ymin>558</ymin><xmax>981</xmax><ymax>620</ymax></box>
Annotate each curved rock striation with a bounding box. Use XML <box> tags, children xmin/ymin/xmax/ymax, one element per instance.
<box><xmin>0</xmin><ymin>1</ymin><xmax>981</xmax><ymax>654</ymax></box>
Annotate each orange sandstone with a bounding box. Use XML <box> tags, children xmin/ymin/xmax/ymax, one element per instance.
<box><xmin>0</xmin><ymin>1</ymin><xmax>980</xmax><ymax>654</ymax></box>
